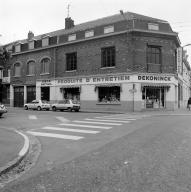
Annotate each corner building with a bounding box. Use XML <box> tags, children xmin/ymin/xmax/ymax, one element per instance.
<box><xmin>9</xmin><ymin>12</ymin><xmax>186</xmax><ymax>111</ymax></box>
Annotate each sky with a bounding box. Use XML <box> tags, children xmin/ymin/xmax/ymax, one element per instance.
<box><xmin>1</xmin><ymin>0</ymin><xmax>191</xmax><ymax>63</ymax></box>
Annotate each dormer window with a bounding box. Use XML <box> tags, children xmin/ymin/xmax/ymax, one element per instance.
<box><xmin>28</xmin><ymin>40</ymin><xmax>35</xmax><ymax>50</ymax></box>
<box><xmin>68</xmin><ymin>34</ymin><xmax>76</xmax><ymax>41</ymax></box>
<box><xmin>42</xmin><ymin>36</ymin><xmax>50</xmax><ymax>47</ymax></box>
<box><xmin>15</xmin><ymin>43</ymin><xmax>21</xmax><ymax>53</ymax></box>
<box><xmin>104</xmin><ymin>25</ymin><xmax>114</xmax><ymax>34</ymax></box>
<box><xmin>148</xmin><ymin>23</ymin><xmax>159</xmax><ymax>31</ymax></box>
<box><xmin>85</xmin><ymin>30</ymin><xmax>94</xmax><ymax>38</ymax></box>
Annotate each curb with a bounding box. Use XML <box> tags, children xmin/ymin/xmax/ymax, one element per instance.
<box><xmin>0</xmin><ymin>130</ymin><xmax>30</xmax><ymax>176</ymax></box>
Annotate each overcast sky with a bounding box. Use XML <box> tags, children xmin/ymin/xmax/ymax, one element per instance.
<box><xmin>1</xmin><ymin>0</ymin><xmax>191</xmax><ymax>63</ymax></box>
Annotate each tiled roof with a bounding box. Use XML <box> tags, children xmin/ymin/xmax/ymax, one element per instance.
<box><xmin>12</xmin><ymin>11</ymin><xmax>168</xmax><ymax>44</ymax></box>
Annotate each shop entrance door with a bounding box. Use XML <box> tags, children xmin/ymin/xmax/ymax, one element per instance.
<box><xmin>41</xmin><ymin>87</ymin><xmax>50</xmax><ymax>101</ymax></box>
<box><xmin>14</xmin><ymin>87</ymin><xmax>24</xmax><ymax>107</ymax></box>
<box><xmin>142</xmin><ymin>87</ymin><xmax>165</xmax><ymax>109</ymax></box>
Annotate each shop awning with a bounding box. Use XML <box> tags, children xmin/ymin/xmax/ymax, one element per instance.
<box><xmin>95</xmin><ymin>83</ymin><xmax>121</xmax><ymax>88</ymax></box>
<box><xmin>141</xmin><ymin>83</ymin><xmax>171</xmax><ymax>89</ymax></box>
<box><xmin>60</xmin><ymin>85</ymin><xmax>81</xmax><ymax>89</ymax></box>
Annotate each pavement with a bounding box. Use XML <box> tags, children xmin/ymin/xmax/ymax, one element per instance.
<box><xmin>0</xmin><ymin>128</ymin><xmax>29</xmax><ymax>176</ymax></box>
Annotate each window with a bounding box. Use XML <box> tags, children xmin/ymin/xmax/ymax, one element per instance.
<box><xmin>27</xmin><ymin>60</ymin><xmax>35</xmax><ymax>75</ymax></box>
<box><xmin>85</xmin><ymin>30</ymin><xmax>94</xmax><ymax>38</ymax></box>
<box><xmin>15</xmin><ymin>44</ymin><xmax>21</xmax><ymax>53</ymax></box>
<box><xmin>41</xmin><ymin>58</ymin><xmax>50</xmax><ymax>74</ymax></box>
<box><xmin>104</xmin><ymin>26</ymin><xmax>114</xmax><ymax>34</ymax></box>
<box><xmin>29</xmin><ymin>41</ymin><xmax>35</xmax><ymax>50</ymax></box>
<box><xmin>98</xmin><ymin>86</ymin><xmax>120</xmax><ymax>103</ymax></box>
<box><xmin>147</xmin><ymin>45</ymin><xmax>161</xmax><ymax>73</ymax></box>
<box><xmin>68</xmin><ymin>34</ymin><xmax>76</xmax><ymax>41</ymax></box>
<box><xmin>14</xmin><ymin>63</ymin><xmax>21</xmax><ymax>76</ymax></box>
<box><xmin>42</xmin><ymin>36</ymin><xmax>49</xmax><ymax>47</ymax></box>
<box><xmin>148</xmin><ymin>23</ymin><xmax>159</xmax><ymax>31</ymax></box>
<box><xmin>66</xmin><ymin>52</ymin><xmax>77</xmax><ymax>71</ymax></box>
<box><xmin>101</xmin><ymin>47</ymin><xmax>115</xmax><ymax>68</ymax></box>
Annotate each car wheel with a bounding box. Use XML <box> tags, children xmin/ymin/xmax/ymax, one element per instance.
<box><xmin>75</xmin><ymin>109</ymin><xmax>79</xmax><ymax>112</ymax></box>
<box><xmin>0</xmin><ymin>113</ymin><xmax>2</xmax><ymax>117</ymax></box>
<box><xmin>24</xmin><ymin>106</ymin><xmax>28</xmax><ymax>110</ymax></box>
<box><xmin>52</xmin><ymin>106</ymin><xmax>57</xmax><ymax>111</ymax></box>
<box><xmin>37</xmin><ymin>106</ymin><xmax>41</xmax><ymax>111</ymax></box>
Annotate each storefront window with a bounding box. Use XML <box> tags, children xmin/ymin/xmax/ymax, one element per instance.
<box><xmin>63</xmin><ymin>87</ymin><xmax>80</xmax><ymax>101</ymax></box>
<box><xmin>98</xmin><ymin>86</ymin><xmax>120</xmax><ymax>103</ymax></box>
<box><xmin>142</xmin><ymin>87</ymin><xmax>165</xmax><ymax>108</ymax></box>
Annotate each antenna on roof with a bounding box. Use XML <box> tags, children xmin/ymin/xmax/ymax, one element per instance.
<box><xmin>67</xmin><ymin>4</ymin><xmax>70</xmax><ymax>18</ymax></box>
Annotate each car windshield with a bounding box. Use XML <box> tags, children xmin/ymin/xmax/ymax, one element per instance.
<box><xmin>72</xmin><ymin>100</ymin><xmax>80</xmax><ymax>104</ymax></box>
<box><xmin>42</xmin><ymin>100</ymin><xmax>49</xmax><ymax>104</ymax></box>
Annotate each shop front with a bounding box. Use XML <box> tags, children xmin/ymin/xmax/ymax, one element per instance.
<box><xmin>36</xmin><ymin>73</ymin><xmax>178</xmax><ymax>112</ymax></box>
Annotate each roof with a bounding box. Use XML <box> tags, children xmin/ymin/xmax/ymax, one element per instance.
<box><xmin>8</xmin><ymin>11</ymin><xmax>169</xmax><ymax>45</ymax></box>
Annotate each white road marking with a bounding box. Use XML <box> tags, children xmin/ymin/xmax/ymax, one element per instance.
<box><xmin>59</xmin><ymin>123</ymin><xmax>112</xmax><ymax>129</ymax></box>
<box><xmin>27</xmin><ymin>131</ymin><xmax>83</xmax><ymax>140</ymax></box>
<box><xmin>28</xmin><ymin>115</ymin><xmax>37</xmax><ymax>120</ymax></box>
<box><xmin>42</xmin><ymin>126</ymin><xmax>100</xmax><ymax>134</ymax></box>
<box><xmin>85</xmin><ymin>118</ymin><xmax>130</xmax><ymax>123</ymax></box>
<box><xmin>73</xmin><ymin>120</ymin><xmax>122</xmax><ymax>126</ymax></box>
<box><xmin>95</xmin><ymin>117</ymin><xmax>136</xmax><ymax>120</ymax></box>
<box><xmin>56</xmin><ymin>116</ymin><xmax>70</xmax><ymax>123</ymax></box>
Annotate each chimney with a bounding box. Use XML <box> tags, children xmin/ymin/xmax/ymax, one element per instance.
<box><xmin>65</xmin><ymin>17</ymin><xmax>74</xmax><ymax>30</ymax></box>
<box><xmin>28</xmin><ymin>31</ymin><xmax>34</xmax><ymax>40</ymax></box>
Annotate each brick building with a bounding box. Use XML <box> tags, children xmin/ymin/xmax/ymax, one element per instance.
<box><xmin>7</xmin><ymin>11</ymin><xmax>190</xmax><ymax>111</ymax></box>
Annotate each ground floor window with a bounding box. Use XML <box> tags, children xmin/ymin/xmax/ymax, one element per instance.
<box><xmin>142</xmin><ymin>87</ymin><xmax>166</xmax><ymax>108</ymax></box>
<box><xmin>98</xmin><ymin>86</ymin><xmax>120</xmax><ymax>103</ymax></box>
<box><xmin>63</xmin><ymin>87</ymin><xmax>80</xmax><ymax>101</ymax></box>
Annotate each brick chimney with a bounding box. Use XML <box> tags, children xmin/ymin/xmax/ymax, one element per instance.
<box><xmin>28</xmin><ymin>31</ymin><xmax>34</xmax><ymax>40</ymax></box>
<box><xmin>65</xmin><ymin>17</ymin><xmax>74</xmax><ymax>30</ymax></box>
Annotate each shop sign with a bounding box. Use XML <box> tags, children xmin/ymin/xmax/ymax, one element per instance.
<box><xmin>56</xmin><ymin>75</ymin><xmax>130</xmax><ymax>85</ymax></box>
<box><xmin>41</xmin><ymin>79</ymin><xmax>53</xmax><ymax>86</ymax></box>
<box><xmin>137</xmin><ymin>75</ymin><xmax>171</xmax><ymax>82</ymax></box>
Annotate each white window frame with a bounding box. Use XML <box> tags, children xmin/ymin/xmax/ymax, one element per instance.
<box><xmin>104</xmin><ymin>25</ymin><xmax>114</xmax><ymax>34</ymax></box>
<box><xmin>148</xmin><ymin>23</ymin><xmax>159</xmax><ymax>31</ymax></box>
<box><xmin>85</xmin><ymin>30</ymin><xmax>94</xmax><ymax>38</ymax></box>
<box><xmin>68</xmin><ymin>34</ymin><xmax>76</xmax><ymax>41</ymax></box>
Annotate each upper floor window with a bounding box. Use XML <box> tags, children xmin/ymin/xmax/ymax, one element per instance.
<box><xmin>14</xmin><ymin>63</ymin><xmax>21</xmax><ymax>76</ymax></box>
<box><xmin>27</xmin><ymin>60</ymin><xmax>35</xmax><ymax>75</ymax></box>
<box><xmin>29</xmin><ymin>40</ymin><xmax>35</xmax><ymax>50</ymax></box>
<box><xmin>41</xmin><ymin>58</ymin><xmax>50</xmax><ymax>74</ymax></box>
<box><xmin>104</xmin><ymin>25</ymin><xmax>114</xmax><ymax>34</ymax></box>
<box><xmin>101</xmin><ymin>46</ymin><xmax>115</xmax><ymax>68</ymax></box>
<box><xmin>66</xmin><ymin>52</ymin><xmax>77</xmax><ymax>71</ymax></box>
<box><xmin>147</xmin><ymin>45</ymin><xmax>162</xmax><ymax>73</ymax></box>
<box><xmin>15</xmin><ymin>44</ymin><xmax>21</xmax><ymax>53</ymax></box>
<box><xmin>148</xmin><ymin>23</ymin><xmax>159</xmax><ymax>31</ymax></box>
<box><xmin>85</xmin><ymin>30</ymin><xmax>94</xmax><ymax>38</ymax></box>
<box><xmin>42</xmin><ymin>36</ymin><xmax>50</xmax><ymax>47</ymax></box>
<box><xmin>68</xmin><ymin>34</ymin><xmax>76</xmax><ymax>41</ymax></box>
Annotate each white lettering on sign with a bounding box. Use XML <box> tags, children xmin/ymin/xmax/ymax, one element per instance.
<box><xmin>41</xmin><ymin>79</ymin><xmax>52</xmax><ymax>86</ymax></box>
<box><xmin>138</xmin><ymin>75</ymin><xmax>171</xmax><ymax>81</ymax></box>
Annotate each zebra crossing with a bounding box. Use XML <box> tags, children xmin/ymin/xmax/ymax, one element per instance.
<box><xmin>27</xmin><ymin>113</ymin><xmax>148</xmax><ymax>141</ymax></box>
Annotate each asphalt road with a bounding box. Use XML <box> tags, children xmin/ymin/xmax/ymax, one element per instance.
<box><xmin>1</xmin><ymin>108</ymin><xmax>191</xmax><ymax>191</ymax></box>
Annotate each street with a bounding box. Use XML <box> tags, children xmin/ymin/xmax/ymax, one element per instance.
<box><xmin>1</xmin><ymin>108</ymin><xmax>191</xmax><ymax>191</ymax></box>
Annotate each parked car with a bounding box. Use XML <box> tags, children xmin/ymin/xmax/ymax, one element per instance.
<box><xmin>24</xmin><ymin>100</ymin><xmax>51</xmax><ymax>111</ymax></box>
<box><xmin>0</xmin><ymin>103</ymin><xmax>7</xmax><ymax>117</ymax></box>
<box><xmin>51</xmin><ymin>99</ymin><xmax>80</xmax><ymax>112</ymax></box>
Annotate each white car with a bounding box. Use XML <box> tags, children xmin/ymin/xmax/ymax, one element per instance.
<box><xmin>51</xmin><ymin>99</ymin><xmax>80</xmax><ymax>112</ymax></box>
<box><xmin>24</xmin><ymin>100</ymin><xmax>51</xmax><ymax>111</ymax></box>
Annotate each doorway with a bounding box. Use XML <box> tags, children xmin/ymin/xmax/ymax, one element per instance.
<box><xmin>41</xmin><ymin>87</ymin><xmax>50</xmax><ymax>101</ymax></box>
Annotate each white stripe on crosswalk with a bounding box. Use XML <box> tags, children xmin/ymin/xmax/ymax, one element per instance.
<box><xmin>42</xmin><ymin>126</ymin><xmax>100</xmax><ymax>134</ymax></box>
<box><xmin>27</xmin><ymin>131</ymin><xmax>83</xmax><ymax>140</ymax></box>
<box><xmin>73</xmin><ymin>120</ymin><xmax>122</xmax><ymax>126</ymax></box>
<box><xmin>95</xmin><ymin>117</ymin><xmax>136</xmax><ymax>120</ymax></box>
<box><xmin>28</xmin><ymin>115</ymin><xmax>37</xmax><ymax>120</ymax></box>
<box><xmin>59</xmin><ymin>123</ymin><xmax>112</xmax><ymax>129</ymax></box>
<box><xmin>55</xmin><ymin>116</ymin><xmax>70</xmax><ymax>123</ymax></box>
<box><xmin>85</xmin><ymin>118</ymin><xmax>130</xmax><ymax>123</ymax></box>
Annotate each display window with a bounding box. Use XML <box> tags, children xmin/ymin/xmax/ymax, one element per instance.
<box><xmin>63</xmin><ymin>87</ymin><xmax>80</xmax><ymax>101</ymax></box>
<box><xmin>142</xmin><ymin>87</ymin><xmax>166</xmax><ymax>108</ymax></box>
<box><xmin>98</xmin><ymin>86</ymin><xmax>120</xmax><ymax>104</ymax></box>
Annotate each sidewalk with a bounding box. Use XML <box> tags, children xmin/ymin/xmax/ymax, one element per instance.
<box><xmin>0</xmin><ymin>128</ymin><xmax>29</xmax><ymax>176</ymax></box>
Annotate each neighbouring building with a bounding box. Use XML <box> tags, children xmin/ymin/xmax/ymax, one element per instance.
<box><xmin>4</xmin><ymin>11</ymin><xmax>190</xmax><ymax>111</ymax></box>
